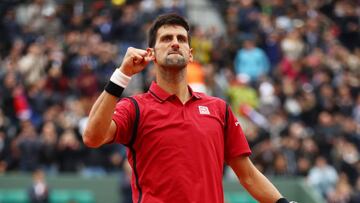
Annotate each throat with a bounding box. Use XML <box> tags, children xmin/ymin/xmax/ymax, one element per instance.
<box><xmin>156</xmin><ymin>67</ymin><xmax>190</xmax><ymax>104</ymax></box>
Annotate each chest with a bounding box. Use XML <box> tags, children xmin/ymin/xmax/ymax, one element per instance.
<box><xmin>135</xmin><ymin>101</ymin><xmax>225</xmax><ymax>151</ymax></box>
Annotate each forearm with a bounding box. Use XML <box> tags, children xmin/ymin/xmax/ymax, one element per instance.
<box><xmin>83</xmin><ymin>91</ymin><xmax>119</xmax><ymax>147</ymax></box>
<box><xmin>88</xmin><ymin>91</ymin><xmax>118</xmax><ymax>119</ymax></box>
<box><xmin>229</xmin><ymin>156</ymin><xmax>283</xmax><ymax>203</ymax></box>
<box><xmin>240</xmin><ymin>168</ymin><xmax>282</xmax><ymax>203</ymax></box>
<box><xmin>83</xmin><ymin>47</ymin><xmax>150</xmax><ymax>147</ymax></box>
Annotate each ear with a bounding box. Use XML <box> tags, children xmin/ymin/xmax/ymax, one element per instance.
<box><xmin>146</xmin><ymin>48</ymin><xmax>156</xmax><ymax>62</ymax></box>
<box><xmin>189</xmin><ymin>48</ymin><xmax>193</xmax><ymax>63</ymax></box>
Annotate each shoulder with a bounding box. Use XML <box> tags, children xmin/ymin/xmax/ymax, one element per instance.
<box><xmin>195</xmin><ymin>92</ymin><xmax>228</xmax><ymax>108</ymax></box>
<box><xmin>114</xmin><ymin>93</ymin><xmax>149</xmax><ymax>118</ymax></box>
<box><xmin>114</xmin><ymin>98</ymin><xmax>133</xmax><ymax>114</ymax></box>
<box><xmin>197</xmin><ymin>92</ymin><xmax>225</xmax><ymax>101</ymax></box>
<box><xmin>236</xmin><ymin>49</ymin><xmax>244</xmax><ymax>55</ymax></box>
<box><xmin>116</xmin><ymin>92</ymin><xmax>152</xmax><ymax>108</ymax></box>
<box><xmin>129</xmin><ymin>92</ymin><xmax>152</xmax><ymax>104</ymax></box>
<box><xmin>255</xmin><ymin>47</ymin><xmax>265</xmax><ymax>53</ymax></box>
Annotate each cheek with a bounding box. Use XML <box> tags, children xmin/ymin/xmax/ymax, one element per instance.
<box><xmin>153</xmin><ymin>50</ymin><xmax>163</xmax><ymax>63</ymax></box>
<box><xmin>154</xmin><ymin>46</ymin><xmax>165</xmax><ymax>55</ymax></box>
<box><xmin>154</xmin><ymin>51</ymin><xmax>162</xmax><ymax>59</ymax></box>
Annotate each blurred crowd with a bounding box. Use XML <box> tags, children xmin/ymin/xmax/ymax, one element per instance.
<box><xmin>0</xmin><ymin>0</ymin><xmax>359</xmax><ymax>202</ymax></box>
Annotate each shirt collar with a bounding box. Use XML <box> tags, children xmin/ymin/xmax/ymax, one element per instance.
<box><xmin>148</xmin><ymin>81</ymin><xmax>202</xmax><ymax>103</ymax></box>
<box><xmin>188</xmin><ymin>85</ymin><xmax>202</xmax><ymax>100</ymax></box>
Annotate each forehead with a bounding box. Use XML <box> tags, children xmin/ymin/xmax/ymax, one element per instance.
<box><xmin>156</xmin><ymin>25</ymin><xmax>188</xmax><ymax>38</ymax></box>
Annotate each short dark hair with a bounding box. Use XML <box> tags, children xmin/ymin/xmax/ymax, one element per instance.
<box><xmin>148</xmin><ymin>13</ymin><xmax>190</xmax><ymax>48</ymax></box>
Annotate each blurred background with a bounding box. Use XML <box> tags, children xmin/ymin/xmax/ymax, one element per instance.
<box><xmin>0</xmin><ymin>0</ymin><xmax>359</xmax><ymax>202</ymax></box>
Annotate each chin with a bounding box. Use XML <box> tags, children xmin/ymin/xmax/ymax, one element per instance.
<box><xmin>164</xmin><ymin>64</ymin><xmax>187</xmax><ymax>69</ymax></box>
<box><xmin>164</xmin><ymin>57</ymin><xmax>187</xmax><ymax>67</ymax></box>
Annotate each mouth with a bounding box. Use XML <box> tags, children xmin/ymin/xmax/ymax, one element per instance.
<box><xmin>168</xmin><ymin>51</ymin><xmax>182</xmax><ymax>56</ymax></box>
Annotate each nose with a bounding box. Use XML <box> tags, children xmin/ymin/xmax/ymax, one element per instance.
<box><xmin>171</xmin><ymin>39</ymin><xmax>179</xmax><ymax>49</ymax></box>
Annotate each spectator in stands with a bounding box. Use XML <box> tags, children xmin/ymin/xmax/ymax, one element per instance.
<box><xmin>17</xmin><ymin>42</ymin><xmax>47</xmax><ymax>89</ymax></box>
<box><xmin>28</xmin><ymin>169</ymin><xmax>49</xmax><ymax>203</ymax></box>
<box><xmin>234</xmin><ymin>34</ymin><xmax>270</xmax><ymax>83</ymax></box>
<box><xmin>0</xmin><ymin>130</ymin><xmax>10</xmax><ymax>173</ymax></box>
<box><xmin>314</xmin><ymin>111</ymin><xmax>341</xmax><ymax>158</ymax></box>
<box><xmin>236</xmin><ymin>0</ymin><xmax>260</xmax><ymax>34</ymax></box>
<box><xmin>39</xmin><ymin>121</ymin><xmax>58</xmax><ymax>175</ymax></box>
<box><xmin>15</xmin><ymin>120</ymin><xmax>41</xmax><ymax>172</ymax></box>
<box><xmin>327</xmin><ymin>173</ymin><xmax>353</xmax><ymax>203</ymax></box>
<box><xmin>308</xmin><ymin>156</ymin><xmax>338</xmax><ymax>198</ymax></box>
<box><xmin>350</xmin><ymin>176</ymin><xmax>360</xmax><ymax>203</ymax></box>
<box><xmin>57</xmin><ymin>130</ymin><xmax>82</xmax><ymax>172</ymax></box>
<box><xmin>1</xmin><ymin>72</ymin><xmax>19</xmax><ymax>124</ymax></box>
<box><xmin>190</xmin><ymin>25</ymin><xmax>213</xmax><ymax>64</ymax></box>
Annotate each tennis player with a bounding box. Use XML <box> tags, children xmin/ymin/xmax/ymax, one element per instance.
<box><xmin>83</xmin><ymin>13</ymin><xmax>294</xmax><ymax>203</ymax></box>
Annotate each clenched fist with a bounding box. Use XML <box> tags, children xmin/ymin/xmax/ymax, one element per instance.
<box><xmin>119</xmin><ymin>47</ymin><xmax>154</xmax><ymax>77</ymax></box>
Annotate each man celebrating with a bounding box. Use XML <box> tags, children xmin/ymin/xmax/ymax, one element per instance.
<box><xmin>83</xmin><ymin>13</ymin><xmax>292</xmax><ymax>203</ymax></box>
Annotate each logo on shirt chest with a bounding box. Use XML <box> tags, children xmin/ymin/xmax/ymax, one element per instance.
<box><xmin>198</xmin><ymin>106</ymin><xmax>210</xmax><ymax>115</ymax></box>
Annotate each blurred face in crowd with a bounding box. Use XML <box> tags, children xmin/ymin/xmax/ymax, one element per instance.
<box><xmin>150</xmin><ymin>25</ymin><xmax>193</xmax><ymax>69</ymax></box>
<box><xmin>243</xmin><ymin>40</ymin><xmax>255</xmax><ymax>49</ymax></box>
<box><xmin>28</xmin><ymin>43</ymin><xmax>43</xmax><ymax>56</ymax></box>
<box><xmin>240</xmin><ymin>0</ymin><xmax>254</xmax><ymax>7</ymax></box>
<box><xmin>33</xmin><ymin>170</ymin><xmax>46</xmax><ymax>183</ymax></box>
<box><xmin>315</xmin><ymin>156</ymin><xmax>327</xmax><ymax>168</ymax></box>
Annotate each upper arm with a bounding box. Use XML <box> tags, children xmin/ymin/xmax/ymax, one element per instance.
<box><xmin>111</xmin><ymin>98</ymin><xmax>136</xmax><ymax>144</ymax></box>
<box><xmin>103</xmin><ymin>120</ymin><xmax>118</xmax><ymax>144</ymax></box>
<box><xmin>224</xmin><ymin>105</ymin><xmax>251</xmax><ymax>163</ymax></box>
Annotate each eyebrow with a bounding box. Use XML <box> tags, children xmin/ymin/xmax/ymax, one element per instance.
<box><xmin>159</xmin><ymin>34</ymin><xmax>188</xmax><ymax>41</ymax></box>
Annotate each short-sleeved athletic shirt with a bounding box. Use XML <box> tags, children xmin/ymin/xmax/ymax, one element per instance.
<box><xmin>112</xmin><ymin>81</ymin><xmax>251</xmax><ymax>203</ymax></box>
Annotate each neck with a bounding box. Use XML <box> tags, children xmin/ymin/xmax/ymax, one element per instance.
<box><xmin>156</xmin><ymin>66</ymin><xmax>190</xmax><ymax>104</ymax></box>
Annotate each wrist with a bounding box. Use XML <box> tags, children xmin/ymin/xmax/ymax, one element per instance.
<box><xmin>104</xmin><ymin>69</ymin><xmax>132</xmax><ymax>97</ymax></box>
<box><xmin>104</xmin><ymin>81</ymin><xmax>124</xmax><ymax>98</ymax></box>
<box><xmin>276</xmin><ymin>198</ymin><xmax>289</xmax><ymax>203</ymax></box>
<box><xmin>110</xmin><ymin>69</ymin><xmax>132</xmax><ymax>88</ymax></box>
<box><xmin>119</xmin><ymin>67</ymin><xmax>133</xmax><ymax>77</ymax></box>
<box><xmin>276</xmin><ymin>198</ymin><xmax>297</xmax><ymax>203</ymax></box>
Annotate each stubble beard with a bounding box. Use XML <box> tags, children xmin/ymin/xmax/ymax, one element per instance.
<box><xmin>164</xmin><ymin>56</ymin><xmax>187</xmax><ymax>69</ymax></box>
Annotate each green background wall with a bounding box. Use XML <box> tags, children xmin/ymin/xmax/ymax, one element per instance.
<box><xmin>0</xmin><ymin>174</ymin><xmax>324</xmax><ymax>203</ymax></box>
